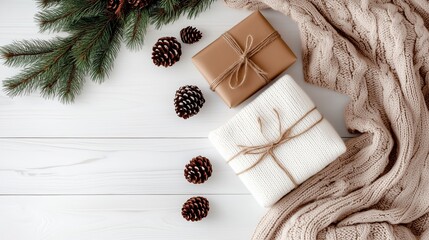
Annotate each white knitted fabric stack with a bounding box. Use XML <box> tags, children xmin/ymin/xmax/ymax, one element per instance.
<box><xmin>209</xmin><ymin>75</ymin><xmax>346</xmax><ymax>207</ymax></box>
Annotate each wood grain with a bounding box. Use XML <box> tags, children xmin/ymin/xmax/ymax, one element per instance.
<box><xmin>0</xmin><ymin>138</ymin><xmax>347</xmax><ymax>195</ymax></box>
<box><xmin>0</xmin><ymin>139</ymin><xmax>248</xmax><ymax>194</ymax></box>
<box><xmin>0</xmin><ymin>195</ymin><xmax>266</xmax><ymax>240</ymax></box>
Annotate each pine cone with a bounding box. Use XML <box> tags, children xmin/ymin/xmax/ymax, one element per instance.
<box><xmin>180</xmin><ymin>26</ymin><xmax>203</xmax><ymax>44</ymax></box>
<box><xmin>184</xmin><ymin>156</ymin><xmax>213</xmax><ymax>184</ymax></box>
<box><xmin>174</xmin><ymin>85</ymin><xmax>205</xmax><ymax>119</ymax></box>
<box><xmin>127</xmin><ymin>0</ymin><xmax>152</xmax><ymax>9</ymax></box>
<box><xmin>181</xmin><ymin>197</ymin><xmax>210</xmax><ymax>222</ymax></box>
<box><xmin>152</xmin><ymin>37</ymin><xmax>182</xmax><ymax>67</ymax></box>
<box><xmin>107</xmin><ymin>0</ymin><xmax>120</xmax><ymax>12</ymax></box>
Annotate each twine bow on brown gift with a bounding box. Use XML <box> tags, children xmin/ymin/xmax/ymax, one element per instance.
<box><xmin>226</xmin><ymin>107</ymin><xmax>324</xmax><ymax>187</ymax></box>
<box><xmin>209</xmin><ymin>31</ymin><xmax>280</xmax><ymax>91</ymax></box>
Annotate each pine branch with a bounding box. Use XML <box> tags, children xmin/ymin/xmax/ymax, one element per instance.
<box><xmin>184</xmin><ymin>0</ymin><xmax>216</xmax><ymax>19</ymax></box>
<box><xmin>36</xmin><ymin>0</ymin><xmax>107</xmax><ymax>33</ymax></box>
<box><xmin>0</xmin><ymin>39</ymin><xmax>59</xmax><ymax>67</ymax></box>
<box><xmin>71</xmin><ymin>16</ymin><xmax>117</xmax><ymax>70</ymax></box>
<box><xmin>38</xmin><ymin>45</ymin><xmax>78</xmax><ymax>99</ymax></box>
<box><xmin>2</xmin><ymin>0</ymin><xmax>217</xmax><ymax>103</ymax></box>
<box><xmin>57</xmin><ymin>62</ymin><xmax>84</xmax><ymax>103</ymax></box>
<box><xmin>90</xmin><ymin>19</ymin><xmax>123</xmax><ymax>81</ymax></box>
<box><xmin>3</xmin><ymin>37</ymin><xmax>71</xmax><ymax>96</ymax></box>
<box><xmin>2</xmin><ymin>36</ymin><xmax>83</xmax><ymax>103</ymax></box>
<box><xmin>150</xmin><ymin>0</ymin><xmax>183</xmax><ymax>28</ymax></box>
<box><xmin>160</xmin><ymin>0</ymin><xmax>180</xmax><ymax>11</ymax></box>
<box><xmin>37</xmin><ymin>0</ymin><xmax>62</xmax><ymax>9</ymax></box>
<box><xmin>38</xmin><ymin>43</ymin><xmax>85</xmax><ymax>102</ymax></box>
<box><xmin>3</xmin><ymin>68</ymin><xmax>45</xmax><ymax>97</ymax></box>
<box><xmin>150</xmin><ymin>0</ymin><xmax>215</xmax><ymax>28</ymax></box>
<box><xmin>39</xmin><ymin>67</ymin><xmax>63</xmax><ymax>98</ymax></box>
<box><xmin>124</xmin><ymin>8</ymin><xmax>149</xmax><ymax>50</ymax></box>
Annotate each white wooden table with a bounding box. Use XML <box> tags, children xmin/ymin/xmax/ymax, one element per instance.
<box><xmin>0</xmin><ymin>1</ymin><xmax>351</xmax><ymax>239</ymax></box>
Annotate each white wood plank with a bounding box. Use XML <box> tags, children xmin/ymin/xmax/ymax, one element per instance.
<box><xmin>0</xmin><ymin>195</ymin><xmax>266</xmax><ymax>240</ymax></box>
<box><xmin>0</xmin><ymin>1</ymin><xmax>351</xmax><ymax>138</ymax></box>
<box><xmin>0</xmin><ymin>138</ymin><xmax>249</xmax><ymax>194</ymax></box>
<box><xmin>0</xmin><ymin>138</ymin><xmax>348</xmax><ymax>195</ymax></box>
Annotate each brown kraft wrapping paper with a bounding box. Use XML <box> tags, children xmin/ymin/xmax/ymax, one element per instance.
<box><xmin>192</xmin><ymin>11</ymin><xmax>296</xmax><ymax>108</ymax></box>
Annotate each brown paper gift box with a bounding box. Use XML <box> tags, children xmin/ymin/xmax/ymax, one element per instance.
<box><xmin>192</xmin><ymin>11</ymin><xmax>296</xmax><ymax>108</ymax></box>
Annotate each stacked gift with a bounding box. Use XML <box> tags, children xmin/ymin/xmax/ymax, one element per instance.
<box><xmin>209</xmin><ymin>75</ymin><xmax>346</xmax><ymax>207</ymax></box>
<box><xmin>192</xmin><ymin>11</ymin><xmax>296</xmax><ymax>108</ymax></box>
<box><xmin>191</xmin><ymin>10</ymin><xmax>346</xmax><ymax>207</ymax></box>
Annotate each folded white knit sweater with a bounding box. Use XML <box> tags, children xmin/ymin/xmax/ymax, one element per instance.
<box><xmin>209</xmin><ymin>75</ymin><xmax>346</xmax><ymax>207</ymax></box>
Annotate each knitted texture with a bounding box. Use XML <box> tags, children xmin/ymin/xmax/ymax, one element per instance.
<box><xmin>209</xmin><ymin>75</ymin><xmax>346</xmax><ymax>207</ymax></box>
<box><xmin>224</xmin><ymin>0</ymin><xmax>429</xmax><ymax>239</ymax></box>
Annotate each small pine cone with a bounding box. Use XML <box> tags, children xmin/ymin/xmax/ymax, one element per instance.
<box><xmin>181</xmin><ymin>197</ymin><xmax>210</xmax><ymax>222</ymax></box>
<box><xmin>107</xmin><ymin>0</ymin><xmax>120</xmax><ymax>12</ymax></box>
<box><xmin>184</xmin><ymin>156</ymin><xmax>213</xmax><ymax>184</ymax></box>
<box><xmin>174</xmin><ymin>85</ymin><xmax>205</xmax><ymax>119</ymax></box>
<box><xmin>180</xmin><ymin>26</ymin><xmax>203</xmax><ymax>44</ymax></box>
<box><xmin>152</xmin><ymin>37</ymin><xmax>182</xmax><ymax>67</ymax></box>
<box><xmin>127</xmin><ymin>0</ymin><xmax>152</xmax><ymax>9</ymax></box>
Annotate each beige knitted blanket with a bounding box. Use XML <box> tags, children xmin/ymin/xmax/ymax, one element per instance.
<box><xmin>224</xmin><ymin>0</ymin><xmax>429</xmax><ymax>239</ymax></box>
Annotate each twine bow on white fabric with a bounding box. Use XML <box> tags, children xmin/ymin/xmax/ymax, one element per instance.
<box><xmin>226</xmin><ymin>107</ymin><xmax>323</xmax><ymax>187</ymax></box>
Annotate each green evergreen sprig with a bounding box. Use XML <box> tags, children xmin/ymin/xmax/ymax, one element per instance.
<box><xmin>1</xmin><ymin>0</ymin><xmax>216</xmax><ymax>103</ymax></box>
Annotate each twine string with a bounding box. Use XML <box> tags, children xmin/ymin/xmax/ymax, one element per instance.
<box><xmin>209</xmin><ymin>31</ymin><xmax>280</xmax><ymax>91</ymax></box>
<box><xmin>226</xmin><ymin>107</ymin><xmax>324</xmax><ymax>187</ymax></box>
